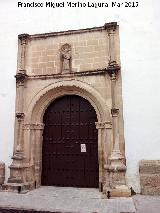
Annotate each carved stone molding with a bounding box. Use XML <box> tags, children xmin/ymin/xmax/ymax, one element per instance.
<box><xmin>12</xmin><ymin>144</ymin><xmax>24</xmax><ymax>160</ymax></box>
<box><xmin>104</xmin><ymin>22</ymin><xmax>117</xmax><ymax>33</ymax></box>
<box><xmin>12</xmin><ymin>154</ymin><xmax>23</xmax><ymax>161</ymax></box>
<box><xmin>28</xmin><ymin>69</ymin><xmax>108</xmax><ymax>80</ymax></box>
<box><xmin>107</xmin><ymin>61</ymin><xmax>120</xmax><ymax>80</ymax></box>
<box><xmin>28</xmin><ymin>79</ymin><xmax>110</xmax><ymax>124</ymax></box>
<box><xmin>111</xmin><ymin>108</ymin><xmax>119</xmax><ymax>117</ymax></box>
<box><xmin>95</xmin><ymin>121</ymin><xmax>112</xmax><ymax>129</ymax></box>
<box><xmin>16</xmin><ymin>112</ymin><xmax>25</xmax><ymax>121</ymax></box>
<box><xmin>15</xmin><ymin>71</ymin><xmax>28</xmax><ymax>85</ymax></box>
<box><xmin>23</xmin><ymin>123</ymin><xmax>44</xmax><ymax>130</ymax></box>
<box><xmin>104</xmin><ymin>163</ymin><xmax>126</xmax><ymax>172</ymax></box>
<box><xmin>60</xmin><ymin>43</ymin><xmax>72</xmax><ymax>73</ymax></box>
<box><xmin>18</xmin><ymin>34</ymin><xmax>29</xmax><ymax>45</ymax></box>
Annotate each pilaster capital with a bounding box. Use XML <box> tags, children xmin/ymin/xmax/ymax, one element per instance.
<box><xmin>107</xmin><ymin>61</ymin><xmax>120</xmax><ymax>80</ymax></box>
<box><xmin>95</xmin><ymin>121</ymin><xmax>112</xmax><ymax>129</ymax></box>
<box><xmin>23</xmin><ymin>123</ymin><xmax>44</xmax><ymax>130</ymax></box>
<box><xmin>111</xmin><ymin>108</ymin><xmax>119</xmax><ymax>117</ymax></box>
<box><xmin>18</xmin><ymin>33</ymin><xmax>30</xmax><ymax>45</ymax></box>
<box><xmin>16</xmin><ymin>112</ymin><xmax>25</xmax><ymax>121</ymax></box>
<box><xmin>104</xmin><ymin>22</ymin><xmax>117</xmax><ymax>35</ymax></box>
<box><xmin>15</xmin><ymin>70</ymin><xmax>28</xmax><ymax>85</ymax></box>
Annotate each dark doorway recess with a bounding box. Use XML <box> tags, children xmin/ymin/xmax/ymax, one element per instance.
<box><xmin>41</xmin><ymin>95</ymin><xmax>99</xmax><ymax>188</ymax></box>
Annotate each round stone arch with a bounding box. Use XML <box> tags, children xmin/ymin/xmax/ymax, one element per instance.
<box><xmin>26</xmin><ymin>79</ymin><xmax>110</xmax><ymax>124</ymax></box>
<box><xmin>24</xmin><ymin>79</ymin><xmax>112</xmax><ymax>189</ymax></box>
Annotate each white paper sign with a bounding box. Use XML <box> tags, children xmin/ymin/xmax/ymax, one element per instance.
<box><xmin>81</xmin><ymin>144</ymin><xmax>86</xmax><ymax>152</ymax></box>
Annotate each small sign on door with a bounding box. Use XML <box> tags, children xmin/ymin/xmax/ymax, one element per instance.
<box><xmin>81</xmin><ymin>144</ymin><xmax>86</xmax><ymax>152</ymax></box>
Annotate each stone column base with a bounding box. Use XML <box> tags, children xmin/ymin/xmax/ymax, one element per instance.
<box><xmin>104</xmin><ymin>162</ymin><xmax>131</xmax><ymax>198</ymax></box>
<box><xmin>2</xmin><ymin>182</ymin><xmax>35</xmax><ymax>193</ymax></box>
<box><xmin>104</xmin><ymin>185</ymin><xmax>131</xmax><ymax>198</ymax></box>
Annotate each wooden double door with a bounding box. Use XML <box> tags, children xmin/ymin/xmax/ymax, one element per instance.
<box><xmin>41</xmin><ymin>95</ymin><xmax>99</xmax><ymax>188</ymax></box>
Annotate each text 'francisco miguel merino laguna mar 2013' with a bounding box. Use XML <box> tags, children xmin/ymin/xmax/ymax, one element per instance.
<box><xmin>17</xmin><ymin>1</ymin><xmax>139</xmax><ymax>8</ymax></box>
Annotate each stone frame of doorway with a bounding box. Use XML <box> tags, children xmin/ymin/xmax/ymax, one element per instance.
<box><xmin>5</xmin><ymin>22</ymin><xmax>131</xmax><ymax>197</ymax></box>
<box><xmin>24</xmin><ymin>80</ymin><xmax>112</xmax><ymax>191</ymax></box>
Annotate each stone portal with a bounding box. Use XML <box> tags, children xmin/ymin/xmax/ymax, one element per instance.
<box><xmin>6</xmin><ymin>22</ymin><xmax>131</xmax><ymax>197</ymax></box>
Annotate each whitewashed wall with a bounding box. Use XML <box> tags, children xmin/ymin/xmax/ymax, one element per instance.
<box><xmin>0</xmin><ymin>0</ymin><xmax>160</xmax><ymax>192</ymax></box>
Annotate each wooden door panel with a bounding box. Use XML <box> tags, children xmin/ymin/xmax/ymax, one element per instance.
<box><xmin>41</xmin><ymin>95</ymin><xmax>99</xmax><ymax>188</ymax></box>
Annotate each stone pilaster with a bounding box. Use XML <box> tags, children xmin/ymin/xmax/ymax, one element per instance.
<box><xmin>18</xmin><ymin>34</ymin><xmax>29</xmax><ymax>71</ymax></box>
<box><xmin>105</xmin><ymin>60</ymin><xmax>131</xmax><ymax>197</ymax></box>
<box><xmin>96</xmin><ymin>121</ymin><xmax>112</xmax><ymax>192</ymax></box>
<box><xmin>7</xmin><ymin>34</ymin><xmax>29</xmax><ymax>192</ymax></box>
<box><xmin>23</xmin><ymin>123</ymin><xmax>44</xmax><ymax>188</ymax></box>
<box><xmin>104</xmin><ymin>22</ymin><xmax>117</xmax><ymax>64</ymax></box>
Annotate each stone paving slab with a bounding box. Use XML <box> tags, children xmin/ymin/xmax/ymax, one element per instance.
<box><xmin>133</xmin><ymin>195</ymin><xmax>160</xmax><ymax>213</ymax></box>
<box><xmin>0</xmin><ymin>187</ymin><xmax>136</xmax><ymax>213</ymax></box>
<box><xmin>0</xmin><ymin>209</ymin><xmax>73</xmax><ymax>213</ymax></box>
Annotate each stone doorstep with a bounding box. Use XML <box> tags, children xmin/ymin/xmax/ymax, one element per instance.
<box><xmin>0</xmin><ymin>209</ymin><xmax>88</xmax><ymax>213</ymax></box>
<box><xmin>1</xmin><ymin>183</ymin><xmax>131</xmax><ymax>198</ymax></box>
<box><xmin>0</xmin><ymin>208</ymin><xmax>136</xmax><ymax>213</ymax></box>
<box><xmin>0</xmin><ymin>198</ymin><xmax>136</xmax><ymax>213</ymax></box>
<box><xmin>0</xmin><ymin>186</ymin><xmax>136</xmax><ymax>213</ymax></box>
<box><xmin>1</xmin><ymin>183</ymin><xmax>29</xmax><ymax>194</ymax></box>
<box><xmin>1</xmin><ymin>181</ymin><xmax>36</xmax><ymax>194</ymax></box>
<box><xmin>0</xmin><ymin>208</ymin><xmax>88</xmax><ymax>213</ymax></box>
<box><xmin>0</xmin><ymin>187</ymin><xmax>131</xmax><ymax>198</ymax></box>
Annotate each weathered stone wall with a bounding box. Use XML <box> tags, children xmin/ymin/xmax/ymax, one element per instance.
<box><xmin>25</xmin><ymin>31</ymin><xmax>110</xmax><ymax>75</ymax></box>
<box><xmin>0</xmin><ymin>162</ymin><xmax>5</xmax><ymax>185</ymax></box>
<box><xmin>139</xmin><ymin>160</ymin><xmax>160</xmax><ymax>195</ymax></box>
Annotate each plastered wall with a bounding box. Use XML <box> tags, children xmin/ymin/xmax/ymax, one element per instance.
<box><xmin>0</xmin><ymin>0</ymin><xmax>160</xmax><ymax>192</ymax></box>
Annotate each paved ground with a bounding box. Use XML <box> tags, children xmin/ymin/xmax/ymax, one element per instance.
<box><xmin>0</xmin><ymin>187</ymin><xmax>135</xmax><ymax>213</ymax></box>
<box><xmin>133</xmin><ymin>195</ymin><xmax>160</xmax><ymax>213</ymax></box>
<box><xmin>0</xmin><ymin>186</ymin><xmax>159</xmax><ymax>213</ymax></box>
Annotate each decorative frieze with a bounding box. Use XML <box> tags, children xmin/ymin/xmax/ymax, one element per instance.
<box><xmin>23</xmin><ymin>123</ymin><xmax>44</xmax><ymax>130</ymax></box>
<box><xmin>95</xmin><ymin>121</ymin><xmax>112</xmax><ymax>129</ymax></box>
